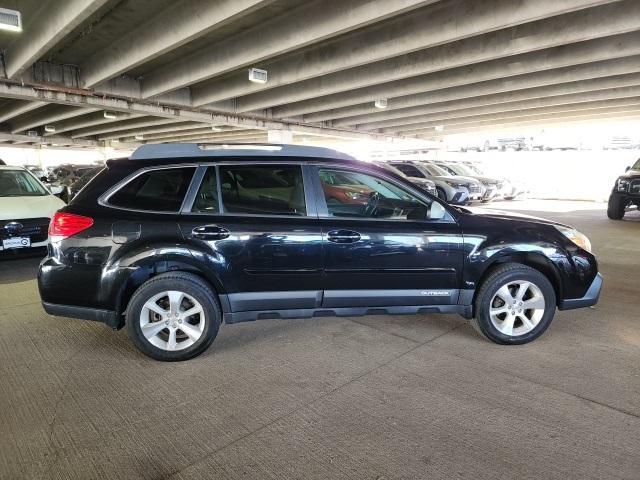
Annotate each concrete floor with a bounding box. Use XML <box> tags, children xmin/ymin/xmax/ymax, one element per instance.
<box><xmin>0</xmin><ymin>200</ymin><xmax>638</xmax><ymax>479</ymax></box>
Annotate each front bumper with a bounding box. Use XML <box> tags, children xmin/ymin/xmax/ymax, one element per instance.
<box><xmin>558</xmin><ymin>273</ymin><xmax>603</xmax><ymax>310</ymax></box>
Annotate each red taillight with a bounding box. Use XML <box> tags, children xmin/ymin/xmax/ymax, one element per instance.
<box><xmin>49</xmin><ymin>212</ymin><xmax>94</xmax><ymax>242</ymax></box>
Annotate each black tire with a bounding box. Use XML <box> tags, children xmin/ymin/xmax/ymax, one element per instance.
<box><xmin>435</xmin><ymin>187</ymin><xmax>447</xmax><ymax>201</ymax></box>
<box><xmin>126</xmin><ymin>272</ymin><xmax>221</xmax><ymax>361</ymax></box>
<box><xmin>471</xmin><ymin>263</ymin><xmax>556</xmax><ymax>345</ymax></box>
<box><xmin>607</xmin><ymin>193</ymin><xmax>626</xmax><ymax>220</ymax></box>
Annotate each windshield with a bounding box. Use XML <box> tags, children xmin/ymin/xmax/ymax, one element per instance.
<box><xmin>464</xmin><ymin>163</ymin><xmax>483</xmax><ymax>175</ymax></box>
<box><xmin>0</xmin><ymin>170</ymin><xmax>49</xmax><ymax>197</ymax></box>
<box><xmin>421</xmin><ymin>163</ymin><xmax>451</xmax><ymax>176</ymax></box>
<box><xmin>444</xmin><ymin>163</ymin><xmax>476</xmax><ymax>176</ymax></box>
<box><xmin>632</xmin><ymin>159</ymin><xmax>640</xmax><ymax>170</ymax></box>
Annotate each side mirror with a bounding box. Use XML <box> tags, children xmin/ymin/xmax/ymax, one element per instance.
<box><xmin>625</xmin><ymin>166</ymin><xmax>631</xmax><ymax>172</ymax></box>
<box><xmin>40</xmin><ymin>176</ymin><xmax>49</xmax><ymax>183</ymax></box>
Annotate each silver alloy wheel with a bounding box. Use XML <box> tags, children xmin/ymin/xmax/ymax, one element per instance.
<box><xmin>139</xmin><ymin>290</ymin><xmax>205</xmax><ymax>351</ymax></box>
<box><xmin>489</xmin><ymin>280</ymin><xmax>546</xmax><ymax>337</ymax></box>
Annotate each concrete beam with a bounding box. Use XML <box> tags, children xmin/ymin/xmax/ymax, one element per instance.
<box><xmin>298</xmin><ymin>32</ymin><xmax>640</xmax><ymax>123</ymax></box>
<box><xmin>0</xmin><ymin>132</ymin><xmax>97</xmax><ymax>147</ymax></box>
<box><xmin>81</xmin><ymin>0</ymin><xmax>273</xmax><ymax>87</ymax></box>
<box><xmin>126</xmin><ymin>129</ymin><xmax>266</xmax><ymax>142</ymax></box>
<box><xmin>4</xmin><ymin>0</ymin><xmax>110</xmax><ymax>78</ymax></box>
<box><xmin>400</xmin><ymin>101</ymin><xmax>640</xmax><ymax>136</ymax></box>
<box><xmin>98</xmin><ymin>122</ymin><xmax>220</xmax><ymax>141</ymax></box>
<box><xmin>355</xmin><ymin>73</ymin><xmax>640</xmax><ymax>131</ymax></box>
<box><xmin>43</xmin><ymin>111</ymin><xmax>145</xmax><ymax>136</ymax></box>
<box><xmin>239</xmin><ymin>1</ymin><xmax>639</xmax><ymax>115</ymax></box>
<box><xmin>126</xmin><ymin>131</ymin><xmax>268</xmax><ymax>144</ymax></box>
<box><xmin>11</xmin><ymin>106</ymin><xmax>99</xmax><ymax>133</ymax></box>
<box><xmin>193</xmin><ymin>0</ymin><xmax>618</xmax><ymax>108</ymax></box>
<box><xmin>418</xmin><ymin>110</ymin><xmax>640</xmax><ymax>138</ymax></box>
<box><xmin>140</xmin><ymin>0</ymin><xmax>449</xmax><ymax>98</ymax></box>
<box><xmin>0</xmin><ymin>101</ymin><xmax>48</xmax><ymax>124</ymax></box>
<box><xmin>0</xmin><ymin>81</ymin><xmax>387</xmax><ymax>141</ymax></box>
<box><xmin>71</xmin><ymin>118</ymin><xmax>184</xmax><ymax>138</ymax></box>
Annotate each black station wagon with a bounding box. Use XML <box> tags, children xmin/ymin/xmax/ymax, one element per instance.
<box><xmin>38</xmin><ymin>144</ymin><xmax>602</xmax><ymax>361</ymax></box>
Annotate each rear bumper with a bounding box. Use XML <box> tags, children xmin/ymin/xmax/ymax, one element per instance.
<box><xmin>42</xmin><ymin>302</ymin><xmax>122</xmax><ymax>329</ymax></box>
<box><xmin>558</xmin><ymin>273</ymin><xmax>603</xmax><ymax>310</ymax></box>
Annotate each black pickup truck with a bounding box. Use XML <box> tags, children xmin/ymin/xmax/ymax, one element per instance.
<box><xmin>608</xmin><ymin>158</ymin><xmax>640</xmax><ymax>220</ymax></box>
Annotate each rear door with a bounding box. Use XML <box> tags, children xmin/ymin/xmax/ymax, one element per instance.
<box><xmin>310</xmin><ymin>164</ymin><xmax>464</xmax><ymax>308</ymax></box>
<box><xmin>180</xmin><ymin>162</ymin><xmax>323</xmax><ymax>313</ymax></box>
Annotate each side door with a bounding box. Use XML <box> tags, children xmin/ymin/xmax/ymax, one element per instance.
<box><xmin>310</xmin><ymin>165</ymin><xmax>464</xmax><ymax>308</ymax></box>
<box><xmin>180</xmin><ymin>162</ymin><xmax>323</xmax><ymax>313</ymax></box>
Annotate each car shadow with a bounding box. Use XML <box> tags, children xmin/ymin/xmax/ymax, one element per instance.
<box><xmin>0</xmin><ymin>253</ymin><xmax>44</xmax><ymax>284</ymax></box>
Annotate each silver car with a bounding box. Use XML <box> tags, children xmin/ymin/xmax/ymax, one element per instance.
<box><xmin>388</xmin><ymin>161</ymin><xmax>484</xmax><ymax>204</ymax></box>
<box><xmin>374</xmin><ymin>162</ymin><xmax>438</xmax><ymax>197</ymax></box>
<box><xmin>433</xmin><ymin>161</ymin><xmax>502</xmax><ymax>203</ymax></box>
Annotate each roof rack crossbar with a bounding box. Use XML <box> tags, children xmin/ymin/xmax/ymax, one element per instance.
<box><xmin>129</xmin><ymin>143</ymin><xmax>356</xmax><ymax>161</ymax></box>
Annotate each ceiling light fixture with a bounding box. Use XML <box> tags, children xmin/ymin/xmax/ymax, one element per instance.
<box><xmin>44</xmin><ymin>125</ymin><xmax>56</xmax><ymax>133</ymax></box>
<box><xmin>211</xmin><ymin>126</ymin><xmax>222</xmax><ymax>131</ymax></box>
<box><xmin>103</xmin><ymin>111</ymin><xmax>117</xmax><ymax>119</ymax></box>
<box><xmin>134</xmin><ymin>134</ymin><xmax>144</xmax><ymax>141</ymax></box>
<box><xmin>0</xmin><ymin>8</ymin><xmax>22</xmax><ymax>32</ymax></box>
<box><xmin>374</xmin><ymin>99</ymin><xmax>388</xmax><ymax>109</ymax></box>
<box><xmin>248</xmin><ymin>67</ymin><xmax>268</xmax><ymax>84</ymax></box>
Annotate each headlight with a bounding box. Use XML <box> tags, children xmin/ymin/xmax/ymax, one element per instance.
<box><xmin>555</xmin><ymin>226</ymin><xmax>592</xmax><ymax>252</ymax></box>
<box><xmin>617</xmin><ymin>178</ymin><xmax>630</xmax><ymax>192</ymax></box>
<box><xmin>444</xmin><ymin>180</ymin><xmax>462</xmax><ymax>187</ymax></box>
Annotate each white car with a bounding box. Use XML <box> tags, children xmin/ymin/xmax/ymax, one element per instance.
<box><xmin>0</xmin><ymin>166</ymin><xmax>65</xmax><ymax>253</ymax></box>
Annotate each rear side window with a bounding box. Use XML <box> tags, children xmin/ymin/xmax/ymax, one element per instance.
<box><xmin>219</xmin><ymin>165</ymin><xmax>306</xmax><ymax>216</ymax></box>
<box><xmin>109</xmin><ymin>167</ymin><xmax>195</xmax><ymax>212</ymax></box>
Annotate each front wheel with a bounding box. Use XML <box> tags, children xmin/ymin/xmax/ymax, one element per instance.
<box><xmin>126</xmin><ymin>272</ymin><xmax>221</xmax><ymax>361</ymax></box>
<box><xmin>471</xmin><ymin>263</ymin><xmax>556</xmax><ymax>345</ymax></box>
<box><xmin>607</xmin><ymin>193</ymin><xmax>626</xmax><ymax>220</ymax></box>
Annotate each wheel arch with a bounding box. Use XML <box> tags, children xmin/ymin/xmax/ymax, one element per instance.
<box><xmin>471</xmin><ymin>251</ymin><xmax>563</xmax><ymax>316</ymax></box>
<box><xmin>105</xmin><ymin>245</ymin><xmax>227</xmax><ymax>326</ymax></box>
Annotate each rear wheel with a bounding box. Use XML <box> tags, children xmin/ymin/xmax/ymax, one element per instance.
<box><xmin>471</xmin><ymin>264</ymin><xmax>556</xmax><ymax>345</ymax></box>
<box><xmin>126</xmin><ymin>272</ymin><xmax>221</xmax><ymax>361</ymax></box>
<box><xmin>607</xmin><ymin>193</ymin><xmax>626</xmax><ymax>220</ymax></box>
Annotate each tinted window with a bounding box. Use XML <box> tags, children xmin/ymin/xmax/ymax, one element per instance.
<box><xmin>220</xmin><ymin>165</ymin><xmax>306</xmax><ymax>216</ymax></box>
<box><xmin>393</xmin><ymin>164</ymin><xmax>424</xmax><ymax>178</ymax></box>
<box><xmin>319</xmin><ymin>168</ymin><xmax>445</xmax><ymax>220</ymax></box>
<box><xmin>109</xmin><ymin>167</ymin><xmax>195</xmax><ymax>212</ymax></box>
<box><xmin>191</xmin><ymin>167</ymin><xmax>219</xmax><ymax>213</ymax></box>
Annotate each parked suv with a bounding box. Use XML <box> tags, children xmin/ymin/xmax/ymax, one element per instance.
<box><xmin>433</xmin><ymin>161</ymin><xmax>502</xmax><ymax>203</ymax></box>
<box><xmin>38</xmin><ymin>144</ymin><xmax>601</xmax><ymax>361</ymax></box>
<box><xmin>373</xmin><ymin>161</ymin><xmax>437</xmax><ymax>196</ymax></box>
<box><xmin>608</xmin><ymin>158</ymin><xmax>640</xmax><ymax>219</ymax></box>
<box><xmin>388</xmin><ymin>161</ymin><xmax>484</xmax><ymax>204</ymax></box>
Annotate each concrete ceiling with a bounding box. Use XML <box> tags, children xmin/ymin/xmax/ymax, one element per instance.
<box><xmin>0</xmin><ymin>0</ymin><xmax>638</xmax><ymax>150</ymax></box>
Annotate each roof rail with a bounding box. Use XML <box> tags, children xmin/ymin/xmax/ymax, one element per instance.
<box><xmin>129</xmin><ymin>143</ymin><xmax>356</xmax><ymax>161</ymax></box>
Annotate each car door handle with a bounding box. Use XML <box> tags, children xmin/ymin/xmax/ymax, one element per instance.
<box><xmin>192</xmin><ymin>225</ymin><xmax>230</xmax><ymax>240</ymax></box>
<box><xmin>327</xmin><ymin>230</ymin><xmax>361</xmax><ymax>243</ymax></box>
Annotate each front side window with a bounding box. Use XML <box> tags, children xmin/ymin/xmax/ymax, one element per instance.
<box><xmin>109</xmin><ymin>167</ymin><xmax>195</xmax><ymax>212</ymax></box>
<box><xmin>220</xmin><ymin>165</ymin><xmax>306</xmax><ymax>216</ymax></box>
<box><xmin>318</xmin><ymin>168</ymin><xmax>447</xmax><ymax>221</ymax></box>
<box><xmin>0</xmin><ymin>170</ymin><xmax>48</xmax><ymax>197</ymax></box>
